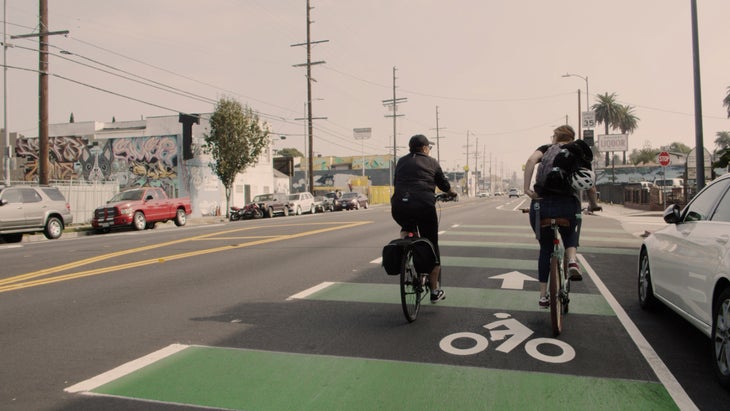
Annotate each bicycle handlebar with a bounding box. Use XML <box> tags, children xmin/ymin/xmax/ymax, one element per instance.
<box><xmin>435</xmin><ymin>192</ymin><xmax>458</xmax><ymax>202</ymax></box>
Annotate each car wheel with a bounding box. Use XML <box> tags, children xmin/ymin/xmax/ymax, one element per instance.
<box><xmin>296</xmin><ymin>206</ymin><xmax>302</xmax><ymax>215</ymax></box>
<box><xmin>133</xmin><ymin>211</ymin><xmax>147</xmax><ymax>230</ymax></box>
<box><xmin>43</xmin><ymin>216</ymin><xmax>64</xmax><ymax>239</ymax></box>
<box><xmin>712</xmin><ymin>287</ymin><xmax>730</xmax><ymax>388</ymax></box>
<box><xmin>310</xmin><ymin>204</ymin><xmax>315</xmax><ymax>214</ymax></box>
<box><xmin>174</xmin><ymin>208</ymin><xmax>187</xmax><ymax>226</ymax></box>
<box><xmin>266</xmin><ymin>207</ymin><xmax>274</xmax><ymax>218</ymax></box>
<box><xmin>1</xmin><ymin>233</ymin><xmax>23</xmax><ymax>243</ymax></box>
<box><xmin>283</xmin><ymin>207</ymin><xmax>289</xmax><ymax>217</ymax></box>
<box><xmin>354</xmin><ymin>202</ymin><xmax>360</xmax><ymax>210</ymax></box>
<box><xmin>638</xmin><ymin>249</ymin><xmax>657</xmax><ymax>309</ymax></box>
<box><xmin>363</xmin><ymin>201</ymin><xmax>369</xmax><ymax>209</ymax></box>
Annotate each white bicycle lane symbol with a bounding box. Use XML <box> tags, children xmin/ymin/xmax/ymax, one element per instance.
<box><xmin>439</xmin><ymin>313</ymin><xmax>576</xmax><ymax>364</ymax></box>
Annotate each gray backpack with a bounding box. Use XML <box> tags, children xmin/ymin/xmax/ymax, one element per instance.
<box><xmin>534</xmin><ymin>144</ymin><xmax>573</xmax><ymax>196</ymax></box>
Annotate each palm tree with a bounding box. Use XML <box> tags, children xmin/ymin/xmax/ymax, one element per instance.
<box><xmin>617</xmin><ymin>104</ymin><xmax>640</xmax><ymax>164</ymax></box>
<box><xmin>723</xmin><ymin>86</ymin><xmax>730</xmax><ymax>118</ymax></box>
<box><xmin>715</xmin><ymin>131</ymin><xmax>730</xmax><ymax>169</ymax></box>
<box><xmin>592</xmin><ymin>92</ymin><xmax>623</xmax><ymax>166</ymax></box>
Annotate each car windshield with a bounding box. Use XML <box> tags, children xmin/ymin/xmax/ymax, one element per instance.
<box><xmin>109</xmin><ymin>190</ymin><xmax>144</xmax><ymax>202</ymax></box>
<box><xmin>253</xmin><ymin>194</ymin><xmax>273</xmax><ymax>202</ymax></box>
<box><xmin>288</xmin><ymin>194</ymin><xmax>298</xmax><ymax>200</ymax></box>
<box><xmin>342</xmin><ymin>193</ymin><xmax>358</xmax><ymax>199</ymax></box>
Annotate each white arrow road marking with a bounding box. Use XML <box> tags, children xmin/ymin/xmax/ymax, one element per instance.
<box><xmin>489</xmin><ymin>271</ymin><xmax>537</xmax><ymax>289</ymax></box>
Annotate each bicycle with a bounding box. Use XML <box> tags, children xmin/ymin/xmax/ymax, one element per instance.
<box><xmin>522</xmin><ymin>204</ymin><xmax>573</xmax><ymax>336</ymax></box>
<box><xmin>541</xmin><ymin>216</ymin><xmax>570</xmax><ymax>336</ymax></box>
<box><xmin>398</xmin><ymin>192</ymin><xmax>457</xmax><ymax>322</ymax></box>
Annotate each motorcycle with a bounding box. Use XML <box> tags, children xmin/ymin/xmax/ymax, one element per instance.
<box><xmin>231</xmin><ymin>202</ymin><xmax>264</xmax><ymax>220</ymax></box>
<box><xmin>240</xmin><ymin>203</ymin><xmax>264</xmax><ymax>220</ymax></box>
<box><xmin>229</xmin><ymin>206</ymin><xmax>244</xmax><ymax>221</ymax></box>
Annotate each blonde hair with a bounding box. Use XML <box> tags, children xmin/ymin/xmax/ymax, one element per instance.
<box><xmin>553</xmin><ymin>125</ymin><xmax>575</xmax><ymax>143</ymax></box>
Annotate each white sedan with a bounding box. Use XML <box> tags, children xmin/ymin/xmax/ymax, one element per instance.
<box><xmin>638</xmin><ymin>172</ymin><xmax>730</xmax><ymax>388</ymax></box>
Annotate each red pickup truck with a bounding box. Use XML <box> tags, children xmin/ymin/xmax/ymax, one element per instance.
<box><xmin>91</xmin><ymin>187</ymin><xmax>192</xmax><ymax>233</ymax></box>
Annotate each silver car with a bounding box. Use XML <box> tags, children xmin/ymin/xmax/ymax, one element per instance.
<box><xmin>638</xmin><ymin>172</ymin><xmax>730</xmax><ymax>388</ymax></box>
<box><xmin>0</xmin><ymin>185</ymin><xmax>73</xmax><ymax>242</ymax></box>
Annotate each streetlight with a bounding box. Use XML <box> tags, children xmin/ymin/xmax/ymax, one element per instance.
<box><xmin>561</xmin><ymin>73</ymin><xmax>590</xmax><ymax>144</ymax></box>
<box><xmin>561</xmin><ymin>73</ymin><xmax>589</xmax><ymax>109</ymax></box>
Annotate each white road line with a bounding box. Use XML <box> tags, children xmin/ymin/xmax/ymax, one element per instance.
<box><xmin>286</xmin><ymin>281</ymin><xmax>335</xmax><ymax>301</ymax></box>
<box><xmin>578</xmin><ymin>254</ymin><xmax>698</xmax><ymax>411</ymax></box>
<box><xmin>65</xmin><ymin>343</ymin><xmax>188</xmax><ymax>393</ymax></box>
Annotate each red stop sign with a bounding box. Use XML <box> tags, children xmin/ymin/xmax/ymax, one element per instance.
<box><xmin>658</xmin><ymin>151</ymin><xmax>671</xmax><ymax>166</ymax></box>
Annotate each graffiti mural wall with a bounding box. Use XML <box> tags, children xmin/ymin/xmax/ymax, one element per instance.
<box><xmin>16</xmin><ymin>135</ymin><xmax>180</xmax><ymax>195</ymax></box>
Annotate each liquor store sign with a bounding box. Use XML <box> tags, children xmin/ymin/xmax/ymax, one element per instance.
<box><xmin>597</xmin><ymin>134</ymin><xmax>628</xmax><ymax>152</ymax></box>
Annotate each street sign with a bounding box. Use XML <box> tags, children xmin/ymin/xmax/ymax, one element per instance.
<box><xmin>582</xmin><ymin>111</ymin><xmax>595</xmax><ymax>128</ymax></box>
<box><xmin>583</xmin><ymin>129</ymin><xmax>594</xmax><ymax>146</ymax></box>
<box><xmin>658</xmin><ymin>151</ymin><xmax>671</xmax><ymax>167</ymax></box>
<box><xmin>597</xmin><ymin>134</ymin><xmax>628</xmax><ymax>152</ymax></box>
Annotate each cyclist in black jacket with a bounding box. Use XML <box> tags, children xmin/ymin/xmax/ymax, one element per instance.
<box><xmin>391</xmin><ymin>134</ymin><xmax>458</xmax><ymax>303</ymax></box>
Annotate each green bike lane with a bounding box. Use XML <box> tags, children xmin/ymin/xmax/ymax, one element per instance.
<box><xmin>65</xmin><ymin>221</ymin><xmax>692</xmax><ymax>410</ymax></box>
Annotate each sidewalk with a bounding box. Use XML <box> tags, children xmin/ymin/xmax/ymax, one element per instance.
<box><xmin>588</xmin><ymin>202</ymin><xmax>667</xmax><ymax>239</ymax></box>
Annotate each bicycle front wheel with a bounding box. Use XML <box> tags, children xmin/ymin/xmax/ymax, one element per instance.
<box><xmin>549</xmin><ymin>255</ymin><xmax>563</xmax><ymax>336</ymax></box>
<box><xmin>400</xmin><ymin>249</ymin><xmax>421</xmax><ymax>322</ymax></box>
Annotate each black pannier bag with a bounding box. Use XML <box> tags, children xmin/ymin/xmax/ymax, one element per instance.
<box><xmin>382</xmin><ymin>237</ymin><xmax>439</xmax><ymax>275</ymax></box>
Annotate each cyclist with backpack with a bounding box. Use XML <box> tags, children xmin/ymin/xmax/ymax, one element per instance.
<box><xmin>523</xmin><ymin>125</ymin><xmax>600</xmax><ymax>308</ymax></box>
<box><xmin>391</xmin><ymin>134</ymin><xmax>458</xmax><ymax>303</ymax></box>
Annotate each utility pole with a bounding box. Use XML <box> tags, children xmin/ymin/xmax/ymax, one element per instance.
<box><xmin>465</xmin><ymin>130</ymin><xmax>470</xmax><ymax>197</ymax></box>
<box><xmin>474</xmin><ymin>137</ymin><xmax>479</xmax><ymax>192</ymax></box>
<box><xmin>382</xmin><ymin>66</ymin><xmax>407</xmax><ymax>190</ymax></box>
<box><xmin>433</xmin><ymin>105</ymin><xmax>442</xmax><ymax>163</ymax></box>
<box><xmin>11</xmin><ymin>0</ymin><xmax>67</xmax><ymax>185</ymax></box>
<box><xmin>292</xmin><ymin>0</ymin><xmax>328</xmax><ymax>194</ymax></box>
<box><xmin>3</xmin><ymin>0</ymin><xmax>9</xmax><ymax>185</ymax></box>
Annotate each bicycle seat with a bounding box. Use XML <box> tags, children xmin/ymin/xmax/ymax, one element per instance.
<box><xmin>540</xmin><ymin>217</ymin><xmax>571</xmax><ymax>228</ymax></box>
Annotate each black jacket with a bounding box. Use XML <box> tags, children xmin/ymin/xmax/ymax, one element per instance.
<box><xmin>392</xmin><ymin>152</ymin><xmax>451</xmax><ymax>207</ymax></box>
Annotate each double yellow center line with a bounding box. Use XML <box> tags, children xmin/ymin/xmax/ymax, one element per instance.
<box><xmin>0</xmin><ymin>221</ymin><xmax>371</xmax><ymax>293</ymax></box>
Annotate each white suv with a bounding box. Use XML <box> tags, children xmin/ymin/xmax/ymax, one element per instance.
<box><xmin>288</xmin><ymin>192</ymin><xmax>316</xmax><ymax>215</ymax></box>
<box><xmin>0</xmin><ymin>185</ymin><xmax>73</xmax><ymax>242</ymax></box>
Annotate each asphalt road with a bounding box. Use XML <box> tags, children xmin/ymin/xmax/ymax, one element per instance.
<box><xmin>0</xmin><ymin>197</ymin><xmax>727</xmax><ymax>410</ymax></box>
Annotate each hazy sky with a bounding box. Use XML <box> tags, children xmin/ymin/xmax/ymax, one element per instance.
<box><xmin>3</xmin><ymin>1</ymin><xmax>729</xmax><ymax>179</ymax></box>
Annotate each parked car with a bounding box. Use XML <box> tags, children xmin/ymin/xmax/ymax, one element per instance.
<box><xmin>333</xmin><ymin>192</ymin><xmax>369</xmax><ymax>211</ymax></box>
<box><xmin>91</xmin><ymin>187</ymin><xmax>191</xmax><ymax>232</ymax></box>
<box><xmin>313</xmin><ymin>195</ymin><xmax>333</xmax><ymax>213</ymax></box>
<box><xmin>251</xmin><ymin>193</ymin><xmax>289</xmax><ymax>218</ymax></box>
<box><xmin>0</xmin><ymin>185</ymin><xmax>73</xmax><ymax>242</ymax></box>
<box><xmin>288</xmin><ymin>192</ymin><xmax>316</xmax><ymax>215</ymax></box>
<box><xmin>508</xmin><ymin>188</ymin><xmax>520</xmax><ymax>198</ymax></box>
<box><xmin>638</xmin><ymin>172</ymin><xmax>730</xmax><ymax>388</ymax></box>
<box><xmin>477</xmin><ymin>192</ymin><xmax>491</xmax><ymax>198</ymax></box>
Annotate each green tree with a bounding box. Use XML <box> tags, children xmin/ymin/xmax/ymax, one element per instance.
<box><xmin>714</xmin><ymin>131</ymin><xmax>730</xmax><ymax>169</ymax></box>
<box><xmin>203</xmin><ymin>97</ymin><xmax>270</xmax><ymax>216</ymax></box>
<box><xmin>723</xmin><ymin>86</ymin><xmax>730</xmax><ymax>118</ymax></box>
<box><xmin>278</xmin><ymin>147</ymin><xmax>304</xmax><ymax>157</ymax></box>
<box><xmin>668</xmin><ymin>142</ymin><xmax>691</xmax><ymax>154</ymax></box>
<box><xmin>629</xmin><ymin>147</ymin><xmax>659</xmax><ymax>165</ymax></box>
<box><xmin>592</xmin><ymin>92</ymin><xmax>623</xmax><ymax>166</ymax></box>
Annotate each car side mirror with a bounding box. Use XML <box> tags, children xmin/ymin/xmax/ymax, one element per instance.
<box><xmin>663</xmin><ymin>204</ymin><xmax>681</xmax><ymax>224</ymax></box>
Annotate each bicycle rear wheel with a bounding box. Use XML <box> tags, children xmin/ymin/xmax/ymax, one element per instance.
<box><xmin>400</xmin><ymin>249</ymin><xmax>421</xmax><ymax>322</ymax></box>
<box><xmin>549</xmin><ymin>255</ymin><xmax>563</xmax><ymax>336</ymax></box>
